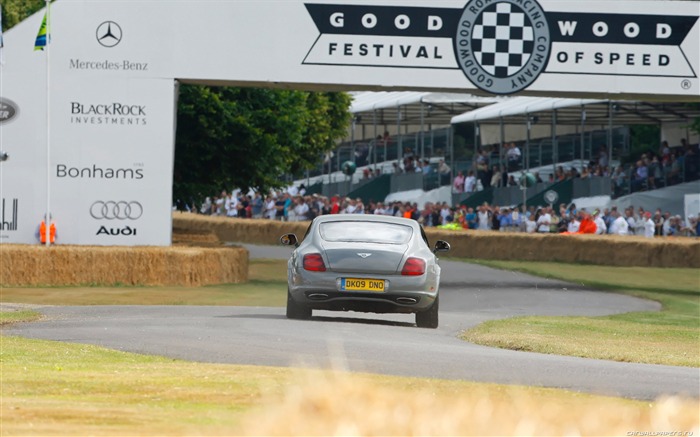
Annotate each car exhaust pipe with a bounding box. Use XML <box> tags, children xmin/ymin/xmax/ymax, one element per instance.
<box><xmin>308</xmin><ymin>293</ymin><xmax>329</xmax><ymax>300</ymax></box>
<box><xmin>396</xmin><ymin>297</ymin><xmax>418</xmax><ymax>304</ymax></box>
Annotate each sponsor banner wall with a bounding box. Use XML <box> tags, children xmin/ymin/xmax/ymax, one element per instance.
<box><xmin>37</xmin><ymin>0</ymin><xmax>700</xmax><ymax>100</ymax></box>
<box><xmin>1</xmin><ymin>9</ymin><xmax>175</xmax><ymax>246</ymax></box>
<box><xmin>50</xmin><ymin>78</ymin><xmax>175</xmax><ymax>246</ymax></box>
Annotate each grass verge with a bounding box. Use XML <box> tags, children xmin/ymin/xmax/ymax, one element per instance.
<box><xmin>459</xmin><ymin>260</ymin><xmax>700</xmax><ymax>367</ymax></box>
<box><xmin>1</xmin><ymin>336</ymin><xmax>697</xmax><ymax>436</ymax></box>
<box><xmin>0</xmin><ymin>309</ymin><xmax>42</xmax><ymax>326</ymax></box>
<box><xmin>0</xmin><ymin>259</ymin><xmax>288</xmax><ymax>307</ymax></box>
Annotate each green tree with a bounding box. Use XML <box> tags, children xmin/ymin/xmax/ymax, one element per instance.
<box><xmin>173</xmin><ymin>85</ymin><xmax>351</xmax><ymax>203</ymax></box>
<box><xmin>628</xmin><ymin>124</ymin><xmax>660</xmax><ymax>163</ymax></box>
<box><xmin>687</xmin><ymin>103</ymin><xmax>700</xmax><ymax>137</ymax></box>
<box><xmin>2</xmin><ymin>0</ymin><xmax>45</xmax><ymax>30</ymax></box>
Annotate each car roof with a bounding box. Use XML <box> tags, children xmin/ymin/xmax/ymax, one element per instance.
<box><xmin>313</xmin><ymin>214</ymin><xmax>420</xmax><ymax>229</ymax></box>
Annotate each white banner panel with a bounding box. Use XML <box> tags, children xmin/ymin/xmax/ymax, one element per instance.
<box><xmin>0</xmin><ymin>7</ymin><xmax>176</xmax><ymax>245</ymax></box>
<box><xmin>685</xmin><ymin>194</ymin><xmax>700</xmax><ymax>222</ymax></box>
<box><xmin>48</xmin><ymin>78</ymin><xmax>175</xmax><ymax>246</ymax></box>
<box><xmin>0</xmin><ymin>75</ymin><xmax>176</xmax><ymax>245</ymax></box>
<box><xmin>31</xmin><ymin>0</ymin><xmax>699</xmax><ymax>100</ymax></box>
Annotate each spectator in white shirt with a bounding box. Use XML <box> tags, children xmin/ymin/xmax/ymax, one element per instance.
<box><xmin>643</xmin><ymin>211</ymin><xmax>655</xmax><ymax>238</ymax></box>
<box><xmin>464</xmin><ymin>171</ymin><xmax>477</xmax><ymax>193</ymax></box>
<box><xmin>264</xmin><ymin>196</ymin><xmax>277</xmax><ymax>220</ymax></box>
<box><xmin>536</xmin><ymin>207</ymin><xmax>552</xmax><ymax>233</ymax></box>
<box><xmin>567</xmin><ymin>216</ymin><xmax>580</xmax><ymax>233</ymax></box>
<box><xmin>593</xmin><ymin>210</ymin><xmax>607</xmax><ymax>235</ymax></box>
<box><xmin>293</xmin><ymin>197</ymin><xmax>309</xmax><ymax>221</ymax></box>
<box><xmin>609</xmin><ymin>208</ymin><xmax>629</xmax><ymax>235</ymax></box>
<box><xmin>477</xmin><ymin>205</ymin><xmax>491</xmax><ymax>230</ymax></box>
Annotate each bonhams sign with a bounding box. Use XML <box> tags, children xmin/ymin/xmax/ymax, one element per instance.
<box><xmin>303</xmin><ymin>0</ymin><xmax>698</xmax><ymax>94</ymax></box>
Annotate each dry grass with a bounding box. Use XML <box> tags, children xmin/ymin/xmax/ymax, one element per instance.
<box><xmin>239</xmin><ymin>371</ymin><xmax>699</xmax><ymax>436</ymax></box>
<box><xmin>3</xmin><ymin>336</ymin><xmax>698</xmax><ymax>436</ymax></box>
<box><xmin>0</xmin><ymin>244</ymin><xmax>248</xmax><ymax>287</ymax></box>
<box><xmin>0</xmin><ymin>308</ymin><xmax>41</xmax><ymax>325</ymax></box>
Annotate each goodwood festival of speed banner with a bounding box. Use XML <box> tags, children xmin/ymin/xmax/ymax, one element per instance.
<box><xmin>303</xmin><ymin>0</ymin><xmax>699</xmax><ymax>95</ymax></box>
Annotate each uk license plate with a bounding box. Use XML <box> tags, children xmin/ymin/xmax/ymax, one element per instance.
<box><xmin>340</xmin><ymin>278</ymin><xmax>385</xmax><ymax>292</ymax></box>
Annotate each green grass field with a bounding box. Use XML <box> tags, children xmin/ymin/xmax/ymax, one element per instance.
<box><xmin>459</xmin><ymin>260</ymin><xmax>700</xmax><ymax>367</ymax></box>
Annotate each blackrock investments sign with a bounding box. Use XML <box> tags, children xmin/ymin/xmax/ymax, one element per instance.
<box><xmin>304</xmin><ymin>0</ymin><xmax>699</xmax><ymax>94</ymax></box>
<box><xmin>70</xmin><ymin>102</ymin><xmax>147</xmax><ymax>126</ymax></box>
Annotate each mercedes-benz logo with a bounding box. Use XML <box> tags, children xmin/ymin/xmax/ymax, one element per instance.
<box><xmin>96</xmin><ymin>21</ymin><xmax>122</xmax><ymax>48</ymax></box>
<box><xmin>357</xmin><ymin>253</ymin><xmax>372</xmax><ymax>258</ymax></box>
<box><xmin>90</xmin><ymin>201</ymin><xmax>143</xmax><ymax>220</ymax></box>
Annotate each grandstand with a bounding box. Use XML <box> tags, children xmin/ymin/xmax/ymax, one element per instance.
<box><xmin>292</xmin><ymin>93</ymin><xmax>699</xmax><ymax>214</ymax></box>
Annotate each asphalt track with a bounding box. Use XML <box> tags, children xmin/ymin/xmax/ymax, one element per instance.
<box><xmin>8</xmin><ymin>244</ymin><xmax>699</xmax><ymax>400</ymax></box>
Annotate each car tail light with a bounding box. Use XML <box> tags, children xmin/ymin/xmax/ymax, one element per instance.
<box><xmin>303</xmin><ymin>253</ymin><xmax>326</xmax><ymax>272</ymax></box>
<box><xmin>401</xmin><ymin>257</ymin><xmax>426</xmax><ymax>276</ymax></box>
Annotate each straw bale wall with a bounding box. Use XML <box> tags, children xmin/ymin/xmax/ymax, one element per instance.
<box><xmin>173</xmin><ymin>213</ymin><xmax>308</xmax><ymax>246</ymax></box>
<box><xmin>424</xmin><ymin>230</ymin><xmax>700</xmax><ymax>268</ymax></box>
<box><xmin>0</xmin><ymin>244</ymin><xmax>248</xmax><ymax>287</ymax></box>
<box><xmin>173</xmin><ymin>214</ymin><xmax>700</xmax><ymax>268</ymax></box>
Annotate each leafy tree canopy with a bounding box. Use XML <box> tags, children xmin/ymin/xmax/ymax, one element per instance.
<box><xmin>173</xmin><ymin>86</ymin><xmax>351</xmax><ymax>203</ymax></box>
<box><xmin>2</xmin><ymin>0</ymin><xmax>45</xmax><ymax>30</ymax></box>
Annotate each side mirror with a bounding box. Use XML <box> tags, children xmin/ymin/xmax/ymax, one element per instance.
<box><xmin>280</xmin><ymin>233</ymin><xmax>299</xmax><ymax>247</ymax></box>
<box><xmin>433</xmin><ymin>240</ymin><xmax>450</xmax><ymax>254</ymax></box>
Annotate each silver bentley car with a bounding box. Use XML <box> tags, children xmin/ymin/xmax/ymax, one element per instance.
<box><xmin>280</xmin><ymin>214</ymin><xmax>450</xmax><ymax>328</ymax></box>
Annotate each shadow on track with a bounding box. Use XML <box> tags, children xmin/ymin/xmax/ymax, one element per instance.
<box><xmin>221</xmin><ymin>312</ymin><xmax>415</xmax><ymax>328</ymax></box>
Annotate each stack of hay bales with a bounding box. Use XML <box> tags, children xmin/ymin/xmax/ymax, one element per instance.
<box><xmin>173</xmin><ymin>214</ymin><xmax>700</xmax><ymax>268</ymax></box>
<box><xmin>173</xmin><ymin>214</ymin><xmax>307</xmax><ymax>246</ymax></box>
<box><xmin>425</xmin><ymin>230</ymin><xmax>700</xmax><ymax>268</ymax></box>
<box><xmin>0</xmin><ymin>244</ymin><xmax>247</xmax><ymax>287</ymax></box>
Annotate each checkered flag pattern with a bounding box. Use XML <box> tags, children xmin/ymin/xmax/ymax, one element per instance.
<box><xmin>472</xmin><ymin>2</ymin><xmax>535</xmax><ymax>78</ymax></box>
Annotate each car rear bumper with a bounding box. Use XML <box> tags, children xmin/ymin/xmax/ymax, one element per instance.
<box><xmin>288</xmin><ymin>269</ymin><xmax>439</xmax><ymax>313</ymax></box>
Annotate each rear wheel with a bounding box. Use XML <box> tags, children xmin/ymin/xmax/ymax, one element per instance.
<box><xmin>416</xmin><ymin>295</ymin><xmax>439</xmax><ymax>329</ymax></box>
<box><xmin>286</xmin><ymin>290</ymin><xmax>312</xmax><ymax>320</ymax></box>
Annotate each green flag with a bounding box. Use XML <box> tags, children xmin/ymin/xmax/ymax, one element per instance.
<box><xmin>34</xmin><ymin>11</ymin><xmax>49</xmax><ymax>51</ymax></box>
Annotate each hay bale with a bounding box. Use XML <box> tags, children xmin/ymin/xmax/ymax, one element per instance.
<box><xmin>172</xmin><ymin>228</ymin><xmax>221</xmax><ymax>247</ymax></box>
<box><xmin>423</xmin><ymin>229</ymin><xmax>700</xmax><ymax>268</ymax></box>
<box><xmin>173</xmin><ymin>214</ymin><xmax>308</xmax><ymax>245</ymax></box>
<box><xmin>172</xmin><ymin>214</ymin><xmax>700</xmax><ymax>268</ymax></box>
<box><xmin>0</xmin><ymin>245</ymin><xmax>247</xmax><ymax>287</ymax></box>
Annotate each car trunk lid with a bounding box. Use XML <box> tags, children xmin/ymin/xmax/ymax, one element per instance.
<box><xmin>321</xmin><ymin>241</ymin><xmax>408</xmax><ymax>274</ymax></box>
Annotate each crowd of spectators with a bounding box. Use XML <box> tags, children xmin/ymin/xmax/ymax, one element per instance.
<box><xmin>348</xmin><ymin>137</ymin><xmax>699</xmax><ymax>203</ymax></box>
<box><xmin>190</xmin><ymin>187</ymin><xmax>699</xmax><ymax>238</ymax></box>
<box><xmin>449</xmin><ymin>140</ymin><xmax>699</xmax><ymax>197</ymax></box>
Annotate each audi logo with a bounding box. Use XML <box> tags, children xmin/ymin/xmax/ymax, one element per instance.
<box><xmin>90</xmin><ymin>201</ymin><xmax>143</xmax><ymax>220</ymax></box>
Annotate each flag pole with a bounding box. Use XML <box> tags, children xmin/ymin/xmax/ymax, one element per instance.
<box><xmin>44</xmin><ymin>0</ymin><xmax>51</xmax><ymax>247</ymax></box>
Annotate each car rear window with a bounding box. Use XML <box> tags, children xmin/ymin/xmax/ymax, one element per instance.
<box><xmin>319</xmin><ymin>221</ymin><xmax>413</xmax><ymax>244</ymax></box>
